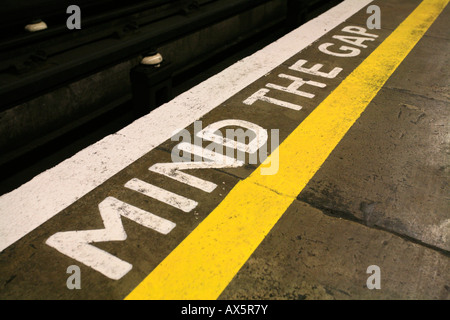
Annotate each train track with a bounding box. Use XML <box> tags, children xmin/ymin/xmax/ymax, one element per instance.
<box><xmin>0</xmin><ymin>0</ymin><xmax>341</xmax><ymax>194</ymax></box>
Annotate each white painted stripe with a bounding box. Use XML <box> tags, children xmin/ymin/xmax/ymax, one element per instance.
<box><xmin>289</xmin><ymin>59</ymin><xmax>344</xmax><ymax>79</ymax></box>
<box><xmin>243</xmin><ymin>88</ymin><xmax>304</xmax><ymax>111</ymax></box>
<box><xmin>124</xmin><ymin>178</ymin><xmax>198</xmax><ymax>213</ymax></box>
<box><xmin>149</xmin><ymin>142</ymin><xmax>244</xmax><ymax>193</ymax></box>
<box><xmin>46</xmin><ymin>197</ymin><xmax>176</xmax><ymax>280</ymax></box>
<box><xmin>0</xmin><ymin>0</ymin><xmax>374</xmax><ymax>252</ymax></box>
<box><xmin>197</xmin><ymin>119</ymin><xmax>268</xmax><ymax>154</ymax></box>
<box><xmin>266</xmin><ymin>74</ymin><xmax>327</xmax><ymax>98</ymax></box>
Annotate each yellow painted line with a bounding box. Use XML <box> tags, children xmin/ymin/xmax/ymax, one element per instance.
<box><xmin>126</xmin><ymin>0</ymin><xmax>448</xmax><ymax>300</ymax></box>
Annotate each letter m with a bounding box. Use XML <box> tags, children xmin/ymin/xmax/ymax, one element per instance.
<box><xmin>46</xmin><ymin>197</ymin><xmax>175</xmax><ymax>280</ymax></box>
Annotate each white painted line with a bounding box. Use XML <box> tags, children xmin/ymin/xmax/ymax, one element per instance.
<box><xmin>0</xmin><ymin>0</ymin><xmax>374</xmax><ymax>253</ymax></box>
<box><xmin>46</xmin><ymin>197</ymin><xmax>176</xmax><ymax>280</ymax></box>
<box><xmin>149</xmin><ymin>143</ymin><xmax>244</xmax><ymax>193</ymax></box>
<box><xmin>243</xmin><ymin>88</ymin><xmax>304</xmax><ymax>110</ymax></box>
<box><xmin>125</xmin><ymin>178</ymin><xmax>198</xmax><ymax>213</ymax></box>
<box><xmin>266</xmin><ymin>74</ymin><xmax>327</xmax><ymax>99</ymax></box>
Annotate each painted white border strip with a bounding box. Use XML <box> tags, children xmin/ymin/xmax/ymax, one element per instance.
<box><xmin>0</xmin><ymin>0</ymin><xmax>373</xmax><ymax>252</ymax></box>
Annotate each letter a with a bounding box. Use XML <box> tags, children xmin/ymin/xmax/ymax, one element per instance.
<box><xmin>67</xmin><ymin>5</ymin><xmax>81</xmax><ymax>30</ymax></box>
<box><xmin>366</xmin><ymin>265</ymin><xmax>381</xmax><ymax>290</ymax></box>
<box><xmin>366</xmin><ymin>5</ymin><xmax>381</xmax><ymax>30</ymax></box>
<box><xmin>67</xmin><ymin>265</ymin><xmax>81</xmax><ymax>290</ymax></box>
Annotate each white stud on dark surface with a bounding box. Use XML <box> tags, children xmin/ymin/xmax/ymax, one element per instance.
<box><xmin>25</xmin><ymin>20</ymin><xmax>48</xmax><ymax>32</ymax></box>
<box><xmin>141</xmin><ymin>53</ymin><xmax>163</xmax><ymax>67</ymax></box>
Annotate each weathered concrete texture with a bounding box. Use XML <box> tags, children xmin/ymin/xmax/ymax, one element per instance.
<box><xmin>1</xmin><ymin>0</ymin><xmax>448</xmax><ymax>300</ymax></box>
<box><xmin>346</xmin><ymin>0</ymin><xmax>450</xmax><ymax>102</ymax></box>
<box><xmin>298</xmin><ymin>87</ymin><xmax>449</xmax><ymax>252</ymax></box>
<box><xmin>348</xmin><ymin>0</ymin><xmax>449</xmax><ymax>40</ymax></box>
<box><xmin>156</xmin><ymin>18</ymin><xmax>394</xmax><ymax>183</ymax></box>
<box><xmin>424</xmin><ymin>2</ymin><xmax>450</xmax><ymax>40</ymax></box>
<box><xmin>384</xmin><ymin>37</ymin><xmax>450</xmax><ymax>103</ymax></box>
<box><xmin>346</xmin><ymin>0</ymin><xmax>422</xmax><ymax>32</ymax></box>
<box><xmin>220</xmin><ymin>201</ymin><xmax>450</xmax><ymax>300</ymax></box>
<box><xmin>296</xmin><ymin>3</ymin><xmax>450</xmax><ymax>252</ymax></box>
<box><xmin>0</xmin><ymin>148</ymin><xmax>241</xmax><ymax>300</ymax></box>
<box><xmin>220</xmin><ymin>0</ymin><xmax>450</xmax><ymax>299</ymax></box>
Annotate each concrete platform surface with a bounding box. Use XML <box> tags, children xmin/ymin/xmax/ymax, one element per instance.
<box><xmin>0</xmin><ymin>0</ymin><xmax>448</xmax><ymax>300</ymax></box>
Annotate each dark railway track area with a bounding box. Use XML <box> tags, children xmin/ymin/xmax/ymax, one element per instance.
<box><xmin>0</xmin><ymin>0</ymin><xmax>341</xmax><ymax>195</ymax></box>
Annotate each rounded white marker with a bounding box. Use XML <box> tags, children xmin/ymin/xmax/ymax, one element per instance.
<box><xmin>141</xmin><ymin>52</ymin><xmax>163</xmax><ymax>67</ymax></box>
<box><xmin>25</xmin><ymin>19</ymin><xmax>48</xmax><ymax>32</ymax></box>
